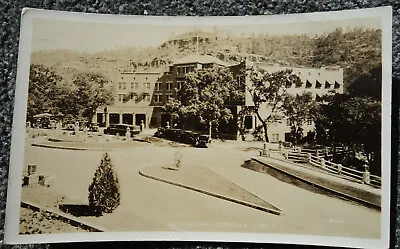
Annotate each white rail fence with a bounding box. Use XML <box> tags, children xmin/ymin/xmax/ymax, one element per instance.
<box><xmin>281</xmin><ymin>148</ymin><xmax>381</xmax><ymax>188</ymax></box>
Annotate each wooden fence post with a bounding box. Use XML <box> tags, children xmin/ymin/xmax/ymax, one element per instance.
<box><xmin>320</xmin><ymin>158</ymin><xmax>325</xmax><ymax>169</ymax></box>
<box><xmin>307</xmin><ymin>153</ymin><xmax>311</xmax><ymax>162</ymax></box>
<box><xmin>337</xmin><ymin>164</ymin><xmax>342</xmax><ymax>175</ymax></box>
<box><xmin>362</xmin><ymin>164</ymin><xmax>370</xmax><ymax>184</ymax></box>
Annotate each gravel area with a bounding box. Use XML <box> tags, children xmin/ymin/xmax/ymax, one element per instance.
<box><xmin>19</xmin><ymin>207</ymin><xmax>85</xmax><ymax>235</ymax></box>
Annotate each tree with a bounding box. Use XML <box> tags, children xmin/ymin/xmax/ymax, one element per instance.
<box><xmin>282</xmin><ymin>92</ymin><xmax>318</xmax><ymax>145</ymax></box>
<box><xmin>247</xmin><ymin>67</ymin><xmax>302</xmax><ymax>142</ymax></box>
<box><xmin>88</xmin><ymin>153</ymin><xmax>121</xmax><ymax>215</ymax></box>
<box><xmin>163</xmin><ymin>98</ymin><xmax>190</xmax><ymax>128</ymax></box>
<box><xmin>347</xmin><ymin>63</ymin><xmax>382</xmax><ymax>101</ymax></box>
<box><xmin>27</xmin><ymin>64</ymin><xmax>66</xmax><ymax>120</ymax></box>
<box><xmin>70</xmin><ymin>72</ymin><xmax>115</xmax><ymax>122</ymax></box>
<box><xmin>166</xmin><ymin>65</ymin><xmax>243</xmax><ymax>138</ymax></box>
<box><xmin>316</xmin><ymin>94</ymin><xmax>381</xmax><ymax>174</ymax></box>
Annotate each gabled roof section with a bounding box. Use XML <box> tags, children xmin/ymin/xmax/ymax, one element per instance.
<box><xmin>174</xmin><ymin>54</ymin><xmax>228</xmax><ymax>66</ymax></box>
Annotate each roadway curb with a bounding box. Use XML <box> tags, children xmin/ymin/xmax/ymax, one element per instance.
<box><xmin>139</xmin><ymin>169</ymin><xmax>282</xmax><ymax>216</ymax></box>
<box><xmin>31</xmin><ymin>141</ymin><xmax>152</xmax><ymax>151</ymax></box>
<box><xmin>21</xmin><ymin>201</ymin><xmax>106</xmax><ymax>232</ymax></box>
<box><xmin>251</xmin><ymin>157</ymin><xmax>381</xmax><ymax>210</ymax></box>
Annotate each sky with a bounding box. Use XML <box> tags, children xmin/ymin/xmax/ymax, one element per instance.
<box><xmin>31</xmin><ymin>15</ymin><xmax>381</xmax><ymax>54</ymax></box>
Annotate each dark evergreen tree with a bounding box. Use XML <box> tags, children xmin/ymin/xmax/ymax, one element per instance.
<box><xmin>88</xmin><ymin>153</ymin><xmax>121</xmax><ymax>215</ymax></box>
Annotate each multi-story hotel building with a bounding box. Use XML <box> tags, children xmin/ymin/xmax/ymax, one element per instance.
<box><xmin>95</xmin><ymin>54</ymin><xmax>343</xmax><ymax>142</ymax></box>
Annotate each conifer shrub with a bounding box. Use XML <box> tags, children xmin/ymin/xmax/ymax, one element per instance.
<box><xmin>88</xmin><ymin>153</ymin><xmax>121</xmax><ymax>215</ymax></box>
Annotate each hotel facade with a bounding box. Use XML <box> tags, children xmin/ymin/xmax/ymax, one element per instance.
<box><xmin>95</xmin><ymin>55</ymin><xmax>343</xmax><ymax>142</ymax></box>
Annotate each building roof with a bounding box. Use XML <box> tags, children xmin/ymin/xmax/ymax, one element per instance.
<box><xmin>174</xmin><ymin>54</ymin><xmax>228</xmax><ymax>66</ymax></box>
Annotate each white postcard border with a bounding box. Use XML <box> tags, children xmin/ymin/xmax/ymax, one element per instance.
<box><xmin>4</xmin><ymin>6</ymin><xmax>393</xmax><ymax>248</ymax></box>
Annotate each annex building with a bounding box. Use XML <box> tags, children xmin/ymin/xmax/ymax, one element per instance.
<box><xmin>243</xmin><ymin>61</ymin><xmax>344</xmax><ymax>142</ymax></box>
<box><xmin>95</xmin><ymin>54</ymin><xmax>343</xmax><ymax>142</ymax></box>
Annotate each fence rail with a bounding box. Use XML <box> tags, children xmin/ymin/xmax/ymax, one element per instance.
<box><xmin>280</xmin><ymin>145</ymin><xmax>381</xmax><ymax>188</ymax></box>
<box><xmin>306</xmin><ymin>154</ymin><xmax>380</xmax><ymax>188</ymax></box>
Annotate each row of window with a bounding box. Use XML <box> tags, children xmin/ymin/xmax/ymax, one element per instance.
<box><xmin>118</xmin><ymin>93</ymin><xmax>151</xmax><ymax>102</ymax></box>
<box><xmin>286</xmin><ymin>119</ymin><xmax>313</xmax><ymax>126</ymax></box>
<box><xmin>286</xmin><ymin>80</ymin><xmax>341</xmax><ymax>89</ymax></box>
<box><xmin>119</xmin><ymin>82</ymin><xmax>151</xmax><ymax>90</ymax></box>
<box><xmin>244</xmin><ymin>115</ymin><xmax>313</xmax><ymax>130</ymax></box>
<box><xmin>154</xmin><ymin>94</ymin><xmax>173</xmax><ymax>103</ymax></box>
<box><xmin>177</xmin><ymin>65</ymin><xmax>195</xmax><ymax>74</ymax></box>
<box><xmin>118</xmin><ymin>93</ymin><xmax>175</xmax><ymax>103</ymax></box>
<box><xmin>296</xmin><ymin>71</ymin><xmax>321</xmax><ymax>76</ymax></box>
<box><xmin>155</xmin><ymin>81</ymin><xmax>182</xmax><ymax>91</ymax></box>
<box><xmin>119</xmin><ymin>81</ymin><xmax>184</xmax><ymax>92</ymax></box>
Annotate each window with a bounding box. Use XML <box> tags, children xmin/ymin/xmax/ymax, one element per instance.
<box><xmin>118</xmin><ymin>93</ymin><xmax>126</xmax><ymax>102</ymax></box>
<box><xmin>244</xmin><ymin>116</ymin><xmax>253</xmax><ymax>129</ymax></box>
<box><xmin>325</xmin><ymin>81</ymin><xmax>331</xmax><ymax>89</ymax></box>
<box><xmin>334</xmin><ymin>81</ymin><xmax>340</xmax><ymax>89</ymax></box>
<box><xmin>315</xmin><ymin>80</ymin><xmax>322</xmax><ymax>89</ymax></box>
<box><xmin>166</xmin><ymin>94</ymin><xmax>172</xmax><ymax>102</ymax></box>
<box><xmin>146</xmin><ymin>95</ymin><xmax>150</xmax><ymax>102</ymax></box>
<box><xmin>166</xmin><ymin>82</ymin><xmax>173</xmax><ymax>91</ymax></box>
<box><xmin>286</xmin><ymin>119</ymin><xmax>291</xmax><ymax>126</ymax></box>
<box><xmin>155</xmin><ymin>94</ymin><xmax>162</xmax><ymax>103</ymax></box>
<box><xmin>177</xmin><ymin>67</ymin><xmax>182</xmax><ymax>74</ymax></box>
<box><xmin>307</xmin><ymin>119</ymin><xmax>313</xmax><ymax>125</ymax></box>
<box><xmin>177</xmin><ymin>81</ymin><xmax>183</xmax><ymax>90</ymax></box>
<box><xmin>155</xmin><ymin>82</ymin><xmax>162</xmax><ymax>91</ymax></box>
<box><xmin>182</xmin><ymin>66</ymin><xmax>190</xmax><ymax>73</ymax></box>
<box><xmin>135</xmin><ymin>82</ymin><xmax>139</xmax><ymax>90</ymax></box>
<box><xmin>119</xmin><ymin>82</ymin><xmax>126</xmax><ymax>90</ymax></box>
<box><xmin>305</xmin><ymin>80</ymin><xmax>312</xmax><ymax>89</ymax></box>
<box><xmin>147</xmin><ymin>83</ymin><xmax>151</xmax><ymax>90</ymax></box>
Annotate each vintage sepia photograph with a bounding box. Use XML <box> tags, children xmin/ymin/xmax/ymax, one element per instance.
<box><xmin>5</xmin><ymin>7</ymin><xmax>392</xmax><ymax>248</ymax></box>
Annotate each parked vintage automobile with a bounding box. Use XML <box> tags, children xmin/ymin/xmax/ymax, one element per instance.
<box><xmin>154</xmin><ymin>127</ymin><xmax>209</xmax><ymax>148</ymax></box>
<box><xmin>104</xmin><ymin>124</ymin><xmax>140</xmax><ymax>137</ymax></box>
<box><xmin>196</xmin><ymin>134</ymin><xmax>209</xmax><ymax>148</ymax></box>
<box><xmin>88</xmin><ymin>122</ymin><xmax>99</xmax><ymax>132</ymax></box>
<box><xmin>154</xmin><ymin>127</ymin><xmax>166</xmax><ymax>138</ymax></box>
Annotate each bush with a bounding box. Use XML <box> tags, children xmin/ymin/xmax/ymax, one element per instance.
<box><xmin>88</xmin><ymin>153</ymin><xmax>121</xmax><ymax>215</ymax></box>
<box><xmin>252</xmin><ymin>125</ymin><xmax>264</xmax><ymax>141</ymax></box>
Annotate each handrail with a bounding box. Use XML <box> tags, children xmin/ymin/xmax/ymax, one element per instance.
<box><xmin>304</xmin><ymin>152</ymin><xmax>380</xmax><ymax>188</ymax></box>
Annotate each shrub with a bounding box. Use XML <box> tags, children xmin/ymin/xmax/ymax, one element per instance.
<box><xmin>252</xmin><ymin>125</ymin><xmax>264</xmax><ymax>141</ymax></box>
<box><xmin>88</xmin><ymin>153</ymin><xmax>121</xmax><ymax>215</ymax></box>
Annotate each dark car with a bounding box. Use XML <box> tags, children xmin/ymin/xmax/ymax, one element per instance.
<box><xmin>179</xmin><ymin>131</ymin><xmax>196</xmax><ymax>145</ymax></box>
<box><xmin>104</xmin><ymin>124</ymin><xmax>140</xmax><ymax>136</ymax></box>
<box><xmin>197</xmin><ymin>134</ymin><xmax>209</xmax><ymax>148</ymax></box>
<box><xmin>88</xmin><ymin>122</ymin><xmax>99</xmax><ymax>132</ymax></box>
<box><xmin>154</xmin><ymin>127</ymin><xmax>166</xmax><ymax>138</ymax></box>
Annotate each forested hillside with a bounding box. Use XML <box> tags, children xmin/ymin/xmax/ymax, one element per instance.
<box><xmin>31</xmin><ymin>27</ymin><xmax>381</xmax><ymax>90</ymax></box>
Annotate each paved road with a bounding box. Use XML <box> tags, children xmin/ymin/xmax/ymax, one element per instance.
<box><xmin>23</xmin><ymin>139</ymin><xmax>381</xmax><ymax>238</ymax></box>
